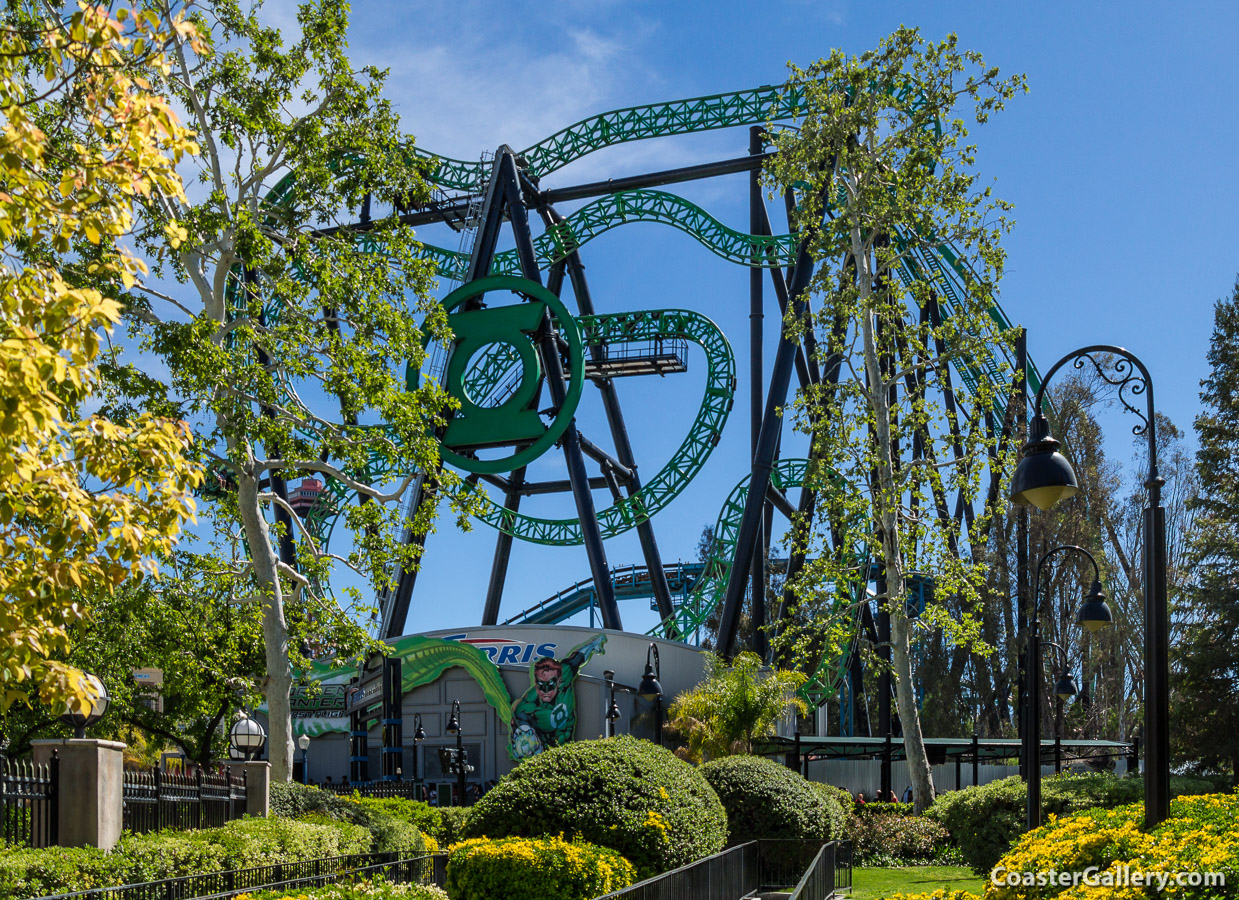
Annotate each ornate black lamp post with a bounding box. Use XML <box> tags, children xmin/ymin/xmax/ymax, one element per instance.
<box><xmin>1011</xmin><ymin>345</ymin><xmax>1168</xmax><ymax>828</ymax></box>
<box><xmin>1024</xmin><ymin>544</ymin><xmax>1112</xmax><ymax>831</ymax></box>
<box><xmin>298</xmin><ymin>733</ymin><xmax>311</xmax><ymax>784</ymax></box>
<box><xmin>638</xmin><ymin>643</ymin><xmax>663</xmax><ymax>745</ymax></box>
<box><xmin>411</xmin><ymin>713</ymin><xmax>426</xmax><ymax>791</ymax></box>
<box><xmin>604</xmin><ymin>670</ymin><xmax>621</xmax><ymax>737</ymax></box>
<box><xmin>59</xmin><ymin>673</ymin><xmax>110</xmax><ymax>739</ymax></box>
<box><xmin>446</xmin><ymin>700</ymin><xmax>465</xmax><ymax>805</ymax></box>
<box><xmin>1042</xmin><ymin>640</ymin><xmax>1079</xmax><ymax>774</ymax></box>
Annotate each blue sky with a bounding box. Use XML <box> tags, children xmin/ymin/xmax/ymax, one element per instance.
<box><xmin>252</xmin><ymin>0</ymin><xmax>1239</xmax><ymax>636</ymax></box>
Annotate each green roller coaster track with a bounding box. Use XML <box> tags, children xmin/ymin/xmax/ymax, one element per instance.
<box><xmin>235</xmin><ymin>79</ymin><xmax>1028</xmax><ymax>674</ymax></box>
<box><xmin>465</xmin><ymin>307</ymin><xmax>735</xmax><ymax>544</ymax></box>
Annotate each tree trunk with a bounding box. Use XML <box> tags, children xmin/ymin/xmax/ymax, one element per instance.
<box><xmin>855</xmin><ymin>231</ymin><xmax>937</xmax><ymax>812</ymax></box>
<box><xmin>237</xmin><ymin>468</ymin><xmax>294</xmax><ymax>782</ymax></box>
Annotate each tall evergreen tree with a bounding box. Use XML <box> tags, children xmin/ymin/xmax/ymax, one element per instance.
<box><xmin>1172</xmin><ymin>276</ymin><xmax>1239</xmax><ymax>785</ymax></box>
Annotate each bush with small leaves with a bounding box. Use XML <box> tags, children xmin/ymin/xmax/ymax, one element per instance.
<box><xmin>446</xmin><ymin>836</ymin><xmax>635</xmax><ymax>900</ymax></box>
<box><xmin>462</xmin><ymin>736</ymin><xmax>726</xmax><ymax>878</ymax></box>
<box><xmin>700</xmin><ymin>755</ymin><xmax>845</xmax><ymax>843</ymax></box>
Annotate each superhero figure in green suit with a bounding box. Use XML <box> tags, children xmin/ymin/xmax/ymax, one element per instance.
<box><xmin>508</xmin><ymin>633</ymin><xmax>606</xmax><ymax>760</ymax></box>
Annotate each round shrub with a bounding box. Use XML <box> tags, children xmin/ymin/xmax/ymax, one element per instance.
<box><xmin>810</xmin><ymin>782</ymin><xmax>849</xmax><ymax>841</ymax></box>
<box><xmin>446</xmin><ymin>836</ymin><xmax>636</xmax><ymax>900</ymax></box>
<box><xmin>846</xmin><ymin>807</ymin><xmax>958</xmax><ymax>866</ymax></box>
<box><xmin>462</xmin><ymin>735</ymin><xmax>727</xmax><ymax>878</ymax></box>
<box><xmin>989</xmin><ymin>789</ymin><xmax>1239</xmax><ymax>900</ymax></box>
<box><xmin>700</xmin><ymin>755</ymin><xmax>844</xmax><ymax>843</ymax></box>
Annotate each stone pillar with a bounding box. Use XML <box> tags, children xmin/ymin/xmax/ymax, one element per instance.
<box><xmin>233</xmin><ymin>760</ymin><xmax>270</xmax><ymax>817</ymax></box>
<box><xmin>31</xmin><ymin>739</ymin><xmax>124</xmax><ymax>850</ymax></box>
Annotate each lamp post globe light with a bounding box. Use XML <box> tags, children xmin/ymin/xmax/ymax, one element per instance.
<box><xmin>230</xmin><ymin>713</ymin><xmax>267</xmax><ymax>762</ymax></box>
<box><xmin>1011</xmin><ymin>344</ymin><xmax>1169</xmax><ymax>828</ymax></box>
<box><xmin>1024</xmin><ymin>544</ymin><xmax>1113</xmax><ymax>831</ymax></box>
<box><xmin>59</xmin><ymin>673</ymin><xmax>110</xmax><ymax>739</ymax></box>
<box><xmin>297</xmin><ymin>733</ymin><xmax>311</xmax><ymax>784</ymax></box>
<box><xmin>638</xmin><ymin>643</ymin><xmax>663</xmax><ymax>745</ymax></box>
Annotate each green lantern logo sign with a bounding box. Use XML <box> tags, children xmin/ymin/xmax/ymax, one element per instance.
<box><xmin>421</xmin><ymin>275</ymin><xmax>584</xmax><ymax>475</ymax></box>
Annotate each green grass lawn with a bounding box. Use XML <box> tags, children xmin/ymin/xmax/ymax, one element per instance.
<box><xmin>850</xmin><ymin>866</ymin><xmax>986</xmax><ymax>900</ymax></box>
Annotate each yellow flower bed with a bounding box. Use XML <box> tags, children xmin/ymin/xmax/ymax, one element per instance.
<box><xmin>445</xmin><ymin>835</ymin><xmax>636</xmax><ymax>900</ymax></box>
<box><xmin>986</xmin><ymin>789</ymin><xmax>1239</xmax><ymax>899</ymax></box>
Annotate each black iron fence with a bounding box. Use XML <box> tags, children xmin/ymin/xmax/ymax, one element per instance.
<box><xmin>32</xmin><ymin>851</ymin><xmax>445</xmax><ymax>900</ymax></box>
<box><xmin>1</xmin><ymin>751</ymin><xmax>58</xmax><ymax>848</ymax></box>
<box><xmin>322</xmin><ymin>780</ymin><xmax>422</xmax><ymax>799</ymax></box>
<box><xmin>597</xmin><ymin>839</ymin><xmax>851</xmax><ymax>900</ymax></box>
<box><xmin>123</xmin><ymin>765</ymin><xmax>247</xmax><ymax>834</ymax></box>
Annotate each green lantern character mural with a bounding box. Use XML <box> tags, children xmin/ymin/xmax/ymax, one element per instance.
<box><xmin>509</xmin><ymin>633</ymin><xmax>606</xmax><ymax>760</ymax></box>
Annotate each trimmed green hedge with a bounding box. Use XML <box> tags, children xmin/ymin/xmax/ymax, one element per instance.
<box><xmin>446</xmin><ymin>836</ymin><xmax>636</xmax><ymax>900</ymax></box>
<box><xmin>846</xmin><ymin>806</ymin><xmax>959</xmax><ymax>866</ymax></box>
<box><xmin>462</xmin><ymin>736</ymin><xmax>727</xmax><ymax>878</ymax></box>
<box><xmin>0</xmin><ymin>816</ymin><xmax>370</xmax><ymax>900</ymax></box>
<box><xmin>268</xmin><ymin>783</ymin><xmax>429</xmax><ymax>854</ymax></box>
<box><xmin>249</xmin><ymin>880</ymin><xmax>449</xmax><ymax>900</ymax></box>
<box><xmin>926</xmin><ymin>772</ymin><xmax>1220</xmax><ymax>873</ymax></box>
<box><xmin>700</xmin><ymin>755</ymin><xmax>846</xmax><ymax>844</ymax></box>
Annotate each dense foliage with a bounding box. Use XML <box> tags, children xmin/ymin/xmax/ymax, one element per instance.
<box><xmin>700</xmin><ymin>755</ymin><xmax>844</xmax><ymax>843</ymax></box>
<box><xmin>989</xmin><ymin>789</ymin><xmax>1239</xmax><ymax>899</ymax></box>
<box><xmin>446</xmin><ymin>836</ymin><xmax>636</xmax><ymax>900</ymax></box>
<box><xmin>462</xmin><ymin>736</ymin><xmax>726</xmax><ymax>878</ymax></box>
<box><xmin>846</xmin><ymin>804</ymin><xmax>959</xmax><ymax>867</ymax></box>
<box><xmin>0</xmin><ymin>816</ymin><xmax>368</xmax><ymax>900</ymax></box>
<box><xmin>926</xmin><ymin>772</ymin><xmax>1219</xmax><ymax>873</ymax></box>
<box><xmin>246</xmin><ymin>881</ymin><xmax>447</xmax><ymax>900</ymax></box>
<box><xmin>0</xmin><ymin>1</ymin><xmax>202</xmax><ymax>712</ymax></box>
<box><xmin>268</xmin><ymin>783</ymin><xmax>430</xmax><ymax>854</ymax></box>
<box><xmin>667</xmin><ymin>652</ymin><xmax>806</xmax><ymax>762</ymax></box>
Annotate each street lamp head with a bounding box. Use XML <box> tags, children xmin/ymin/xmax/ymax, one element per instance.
<box><xmin>1054</xmin><ymin>671</ymin><xmax>1079</xmax><ymax>701</ymax></box>
<box><xmin>446</xmin><ymin>699</ymin><xmax>461</xmax><ymax>736</ymax></box>
<box><xmin>413</xmin><ymin>713</ymin><xmax>426</xmax><ymax>743</ymax></box>
<box><xmin>638</xmin><ymin>643</ymin><xmax>662</xmax><ymax>701</ymax></box>
<box><xmin>297</xmin><ymin>733</ymin><xmax>311</xmax><ymax>752</ymax></box>
<box><xmin>229</xmin><ymin>713</ymin><xmax>266</xmax><ymax>760</ymax></box>
<box><xmin>607</xmin><ymin>698</ymin><xmax>621</xmax><ymax>722</ymax></box>
<box><xmin>59</xmin><ymin>673</ymin><xmax>110</xmax><ymax>739</ymax></box>
<box><xmin>1010</xmin><ymin>415</ymin><xmax>1081</xmax><ymax>510</ymax></box>
<box><xmin>1075</xmin><ymin>581</ymin><xmax>1114</xmax><ymax>633</ymax></box>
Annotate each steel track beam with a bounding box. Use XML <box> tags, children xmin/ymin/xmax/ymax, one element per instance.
<box><xmin>500</xmin><ymin>152</ymin><xmax>623</xmax><ymax>630</ymax></box>
<box><xmin>716</xmin><ymin>219</ymin><xmax>819</xmax><ymax>658</ymax></box>
<box><xmin>482</xmin><ymin>466</ymin><xmax>525</xmax><ymax>626</ymax></box>
<box><xmin>541</xmin><ymin>205</ymin><xmax>678</xmax><ymax>632</ymax></box>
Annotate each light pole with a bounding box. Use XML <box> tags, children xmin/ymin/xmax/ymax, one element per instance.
<box><xmin>638</xmin><ymin>643</ymin><xmax>663</xmax><ymax>746</ymax></box>
<box><xmin>1011</xmin><ymin>345</ymin><xmax>1168</xmax><ymax>827</ymax></box>
<box><xmin>1042</xmin><ymin>641</ymin><xmax>1080</xmax><ymax>774</ymax></box>
<box><xmin>298</xmin><ymin>733</ymin><xmax>311</xmax><ymax>784</ymax></box>
<box><xmin>604</xmin><ymin>670</ymin><xmax>620</xmax><ymax>738</ymax></box>
<box><xmin>59</xmin><ymin>673</ymin><xmax>110</xmax><ymax>739</ymax></box>
<box><xmin>230</xmin><ymin>713</ymin><xmax>267</xmax><ymax>762</ymax></box>
<box><xmin>1024</xmin><ymin>544</ymin><xmax>1112</xmax><ymax>832</ymax></box>
<box><xmin>412</xmin><ymin>713</ymin><xmax>426</xmax><ymax>793</ymax></box>
<box><xmin>446</xmin><ymin>700</ymin><xmax>465</xmax><ymax>806</ymax></box>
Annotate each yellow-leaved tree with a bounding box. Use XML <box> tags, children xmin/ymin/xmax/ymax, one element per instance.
<box><xmin>0</xmin><ymin>3</ymin><xmax>203</xmax><ymax>711</ymax></box>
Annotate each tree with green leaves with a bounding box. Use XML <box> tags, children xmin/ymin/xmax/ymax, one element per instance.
<box><xmin>667</xmin><ymin>652</ymin><xmax>807</xmax><ymax>763</ymax></box>
<box><xmin>0</xmin><ymin>2</ymin><xmax>203</xmax><ymax>713</ymax></box>
<box><xmin>1172</xmin><ymin>276</ymin><xmax>1239</xmax><ymax>785</ymax></box>
<box><xmin>73</xmin><ymin>0</ymin><xmax>460</xmax><ymax>779</ymax></box>
<box><xmin>767</xmin><ymin>29</ymin><xmax>1025</xmax><ymax>811</ymax></box>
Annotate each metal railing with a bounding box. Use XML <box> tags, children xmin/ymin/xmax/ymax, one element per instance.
<box><xmin>596</xmin><ymin>839</ymin><xmax>851</xmax><ymax>900</ymax></box>
<box><xmin>321</xmin><ymin>780</ymin><xmax>422</xmax><ymax>799</ymax></box>
<box><xmin>31</xmin><ymin>851</ymin><xmax>446</xmax><ymax>900</ymax></box>
<box><xmin>1</xmin><ymin>751</ymin><xmax>58</xmax><ymax>848</ymax></box>
<box><xmin>122</xmin><ymin>765</ymin><xmax>246</xmax><ymax>834</ymax></box>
